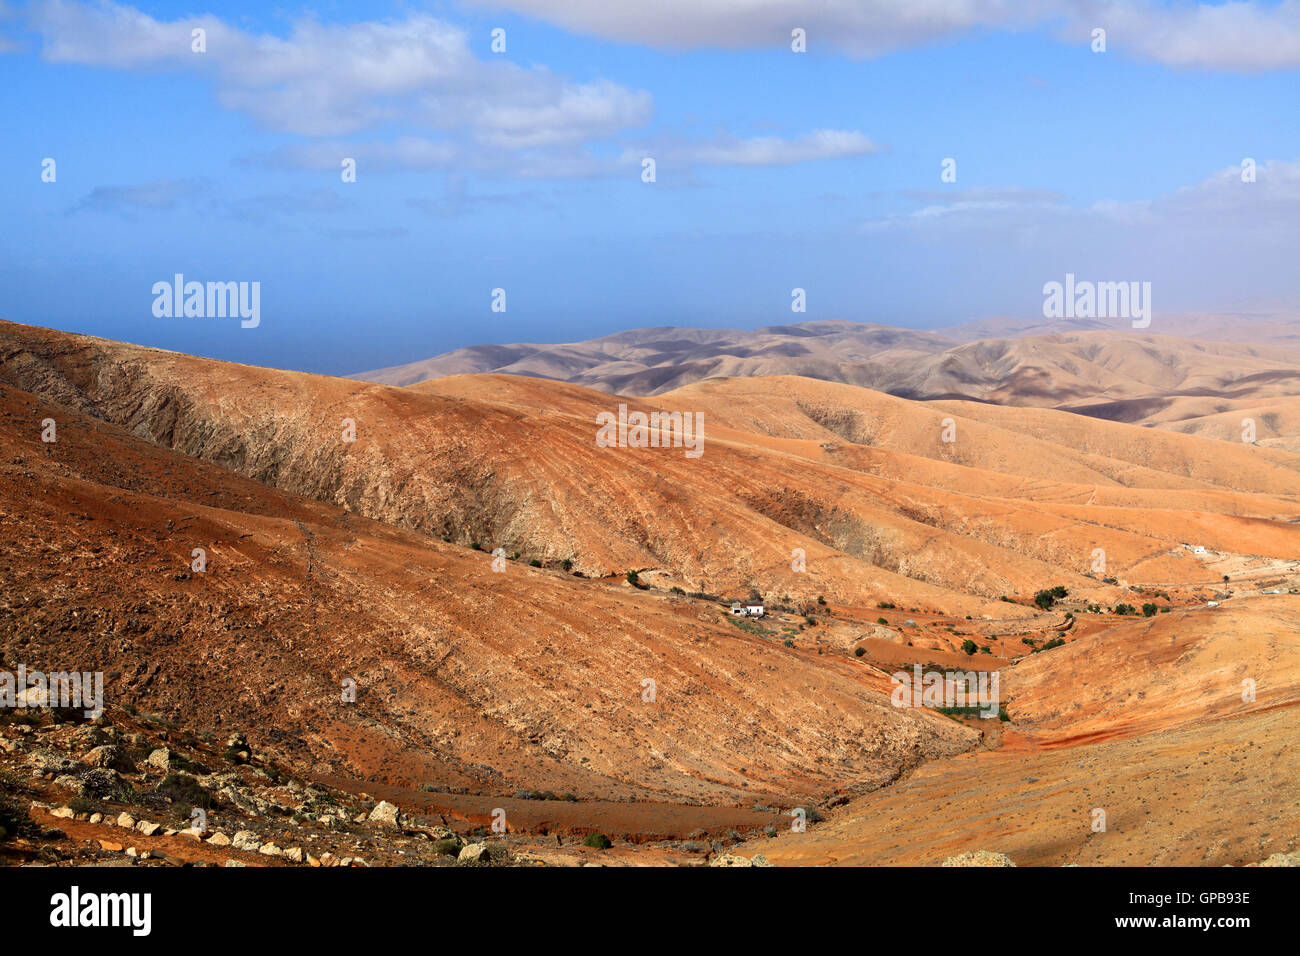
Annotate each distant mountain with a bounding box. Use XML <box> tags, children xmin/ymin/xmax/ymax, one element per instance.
<box><xmin>353</xmin><ymin>320</ymin><xmax>955</xmax><ymax>393</ymax></box>
<box><xmin>353</xmin><ymin>319</ymin><xmax>1300</xmax><ymax>448</ymax></box>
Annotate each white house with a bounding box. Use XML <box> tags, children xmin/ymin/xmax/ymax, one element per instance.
<box><xmin>730</xmin><ymin>603</ymin><xmax>765</xmax><ymax>618</ymax></box>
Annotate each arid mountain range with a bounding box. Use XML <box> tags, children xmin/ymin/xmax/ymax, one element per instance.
<box><xmin>358</xmin><ymin>315</ymin><xmax>1300</xmax><ymax>452</ymax></box>
<box><xmin>2</xmin><ymin>316</ymin><xmax>1299</xmax><ymax>866</ymax></box>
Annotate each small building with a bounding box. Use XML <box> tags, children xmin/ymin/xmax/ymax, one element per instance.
<box><xmin>729</xmin><ymin>603</ymin><xmax>765</xmax><ymax>618</ymax></box>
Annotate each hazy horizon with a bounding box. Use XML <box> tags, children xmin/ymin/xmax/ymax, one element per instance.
<box><xmin>3</xmin><ymin>0</ymin><xmax>1299</xmax><ymax>375</ymax></box>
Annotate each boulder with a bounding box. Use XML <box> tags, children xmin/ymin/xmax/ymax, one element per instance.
<box><xmin>457</xmin><ymin>842</ymin><xmax>504</xmax><ymax>864</ymax></box>
<box><xmin>115</xmin><ymin>812</ymin><xmax>136</xmax><ymax>829</ymax></box>
<box><xmin>69</xmin><ymin>726</ymin><xmax>110</xmax><ymax>752</ymax></box>
<box><xmin>367</xmin><ymin>800</ymin><xmax>403</xmax><ymax>829</ymax></box>
<box><xmin>27</xmin><ymin>749</ymin><xmax>76</xmax><ymax>776</ymax></box>
<box><xmin>145</xmin><ymin>748</ymin><xmax>171</xmax><ymax>772</ymax></box>
<box><xmin>84</xmin><ymin>745</ymin><xmax>136</xmax><ymax>773</ymax></box>
<box><xmin>416</xmin><ymin>824</ymin><xmax>463</xmax><ymax>845</ymax></box>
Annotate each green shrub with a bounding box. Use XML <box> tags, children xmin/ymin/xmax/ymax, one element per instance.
<box><xmin>583</xmin><ymin>833</ymin><xmax>612</xmax><ymax>850</ymax></box>
<box><xmin>156</xmin><ymin>773</ymin><xmax>211</xmax><ymax>808</ymax></box>
<box><xmin>961</xmin><ymin>639</ymin><xmax>977</xmax><ymax>655</ymax></box>
<box><xmin>854</xmin><ymin>647</ymin><xmax>866</xmax><ymax>658</ymax></box>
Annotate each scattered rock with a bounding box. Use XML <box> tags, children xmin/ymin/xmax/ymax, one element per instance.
<box><xmin>1250</xmin><ymin>850</ymin><xmax>1300</xmax><ymax>867</ymax></box>
<box><xmin>413</xmin><ymin>824</ymin><xmax>463</xmax><ymax>845</ymax></box>
<box><xmin>942</xmin><ymin>850</ymin><xmax>1016</xmax><ymax>867</ymax></box>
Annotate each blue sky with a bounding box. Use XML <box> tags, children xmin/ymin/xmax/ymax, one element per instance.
<box><xmin>1</xmin><ymin>0</ymin><xmax>1298</xmax><ymax>375</ymax></box>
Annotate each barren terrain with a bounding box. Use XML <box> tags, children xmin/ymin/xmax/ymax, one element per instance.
<box><xmin>2</xmin><ymin>317</ymin><xmax>1298</xmax><ymax>866</ymax></box>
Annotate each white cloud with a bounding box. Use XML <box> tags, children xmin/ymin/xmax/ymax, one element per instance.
<box><xmin>902</xmin><ymin>186</ymin><xmax>1065</xmax><ymax>204</ymax></box>
<box><xmin>69</xmin><ymin>177</ymin><xmax>206</xmax><ymax>214</ymax></box>
<box><xmin>471</xmin><ymin>0</ymin><xmax>1300</xmax><ymax>70</ymax></box>
<box><xmin>662</xmin><ymin>129</ymin><xmax>882</xmax><ymax>167</ymax></box>
<box><xmin>26</xmin><ymin>1</ymin><xmax>879</xmax><ymax>180</ymax></box>
<box><xmin>26</xmin><ymin>1</ymin><xmax>650</xmax><ymax>141</ymax></box>
<box><xmin>871</xmin><ymin>160</ymin><xmax>1300</xmax><ymax>234</ymax></box>
<box><xmin>1069</xmin><ymin>0</ymin><xmax>1300</xmax><ymax>72</ymax></box>
<box><xmin>468</xmin><ymin>0</ymin><xmax>1034</xmax><ymax>58</ymax></box>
